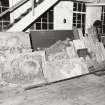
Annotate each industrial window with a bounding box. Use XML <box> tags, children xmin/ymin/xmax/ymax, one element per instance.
<box><xmin>73</xmin><ymin>2</ymin><xmax>86</xmax><ymax>32</ymax></box>
<box><xmin>101</xmin><ymin>6</ymin><xmax>105</xmax><ymax>34</ymax></box>
<box><xmin>0</xmin><ymin>0</ymin><xmax>10</xmax><ymax>31</ymax></box>
<box><xmin>30</xmin><ymin>7</ymin><xmax>54</xmax><ymax>30</ymax></box>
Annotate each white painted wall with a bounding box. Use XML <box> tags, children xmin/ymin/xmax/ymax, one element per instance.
<box><xmin>85</xmin><ymin>5</ymin><xmax>102</xmax><ymax>33</ymax></box>
<box><xmin>54</xmin><ymin>1</ymin><xmax>73</xmax><ymax>30</ymax></box>
<box><xmin>9</xmin><ymin>0</ymin><xmax>31</xmax><ymax>23</ymax></box>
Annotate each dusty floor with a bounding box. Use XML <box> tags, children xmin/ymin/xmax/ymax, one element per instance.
<box><xmin>0</xmin><ymin>74</ymin><xmax>105</xmax><ymax>105</ymax></box>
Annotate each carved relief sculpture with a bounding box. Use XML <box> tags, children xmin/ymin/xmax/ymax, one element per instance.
<box><xmin>1</xmin><ymin>51</ymin><xmax>46</xmax><ymax>86</ymax></box>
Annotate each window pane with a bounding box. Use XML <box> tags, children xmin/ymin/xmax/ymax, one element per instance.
<box><xmin>3</xmin><ymin>13</ymin><xmax>10</xmax><ymax>21</ymax></box>
<box><xmin>104</xmin><ymin>16</ymin><xmax>105</xmax><ymax>22</ymax></box>
<box><xmin>82</xmin><ymin>14</ymin><xmax>85</xmax><ymax>23</ymax></box>
<box><xmin>73</xmin><ymin>24</ymin><xmax>76</xmax><ymax>27</ymax></box>
<box><xmin>42</xmin><ymin>18</ymin><xmax>47</xmax><ymax>22</ymax></box>
<box><xmin>0</xmin><ymin>22</ymin><xmax>2</xmax><ymax>31</ymax></box>
<box><xmin>77</xmin><ymin>13</ymin><xmax>81</xmax><ymax>20</ymax></box>
<box><xmin>82</xmin><ymin>3</ymin><xmax>86</xmax><ymax>12</ymax></box>
<box><xmin>104</xmin><ymin>13</ymin><xmax>105</xmax><ymax>17</ymax></box>
<box><xmin>78</xmin><ymin>3</ymin><xmax>81</xmax><ymax>12</ymax></box>
<box><xmin>49</xmin><ymin>24</ymin><xmax>53</xmax><ymax>29</ymax></box>
<box><xmin>73</xmin><ymin>2</ymin><xmax>77</xmax><ymax>11</ymax></box>
<box><xmin>42</xmin><ymin>23</ymin><xmax>47</xmax><ymax>29</ymax></box>
<box><xmin>36</xmin><ymin>23</ymin><xmax>41</xmax><ymax>30</ymax></box>
<box><xmin>82</xmin><ymin>24</ymin><xmax>85</xmax><ymax>28</ymax></box>
<box><xmin>1</xmin><ymin>0</ymin><xmax>9</xmax><ymax>7</ymax></box>
<box><xmin>73</xmin><ymin>16</ymin><xmax>76</xmax><ymax>21</ymax></box>
<box><xmin>73</xmin><ymin>20</ymin><xmax>76</xmax><ymax>23</ymax></box>
<box><xmin>49</xmin><ymin>11</ymin><xmax>53</xmax><ymax>22</ymax></box>
<box><xmin>77</xmin><ymin>24</ymin><xmax>81</xmax><ymax>28</ymax></box>
<box><xmin>103</xmin><ymin>7</ymin><xmax>105</xmax><ymax>12</ymax></box>
<box><xmin>103</xmin><ymin>25</ymin><xmax>105</xmax><ymax>33</ymax></box>
<box><xmin>103</xmin><ymin>19</ymin><xmax>105</xmax><ymax>24</ymax></box>
<box><xmin>49</xmin><ymin>11</ymin><xmax>53</xmax><ymax>18</ymax></box>
<box><xmin>101</xmin><ymin>15</ymin><xmax>103</xmax><ymax>21</ymax></box>
<box><xmin>36</xmin><ymin>18</ymin><xmax>41</xmax><ymax>22</ymax></box>
<box><xmin>0</xmin><ymin>17</ymin><xmax>2</xmax><ymax>21</ymax></box>
<box><xmin>49</xmin><ymin>16</ymin><xmax>53</xmax><ymax>22</ymax></box>
<box><xmin>102</xmin><ymin>13</ymin><xmax>104</xmax><ymax>16</ymax></box>
<box><xmin>77</xmin><ymin>20</ymin><xmax>81</xmax><ymax>24</ymax></box>
<box><xmin>3</xmin><ymin>22</ymin><xmax>10</xmax><ymax>30</ymax></box>
<box><xmin>42</xmin><ymin>13</ymin><xmax>47</xmax><ymax>18</ymax></box>
<box><xmin>0</xmin><ymin>7</ymin><xmax>1</xmax><ymax>13</ymax></box>
<box><xmin>73</xmin><ymin>13</ymin><xmax>76</xmax><ymax>17</ymax></box>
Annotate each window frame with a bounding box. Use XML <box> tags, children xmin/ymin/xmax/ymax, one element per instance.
<box><xmin>73</xmin><ymin>2</ymin><xmax>86</xmax><ymax>30</ymax></box>
<box><xmin>30</xmin><ymin>7</ymin><xmax>54</xmax><ymax>30</ymax></box>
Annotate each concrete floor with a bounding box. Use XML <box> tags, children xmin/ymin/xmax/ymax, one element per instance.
<box><xmin>0</xmin><ymin>74</ymin><xmax>105</xmax><ymax>105</ymax></box>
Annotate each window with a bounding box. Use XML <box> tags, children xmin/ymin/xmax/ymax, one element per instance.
<box><xmin>30</xmin><ymin>7</ymin><xmax>54</xmax><ymax>30</ymax></box>
<box><xmin>0</xmin><ymin>0</ymin><xmax>10</xmax><ymax>31</ymax></box>
<box><xmin>73</xmin><ymin>2</ymin><xmax>86</xmax><ymax>33</ymax></box>
<box><xmin>101</xmin><ymin>6</ymin><xmax>105</xmax><ymax>34</ymax></box>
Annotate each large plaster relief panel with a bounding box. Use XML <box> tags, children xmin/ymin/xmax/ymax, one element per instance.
<box><xmin>0</xmin><ymin>32</ymin><xmax>31</xmax><ymax>50</ymax></box>
<box><xmin>1</xmin><ymin>51</ymin><xmax>46</xmax><ymax>86</ymax></box>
